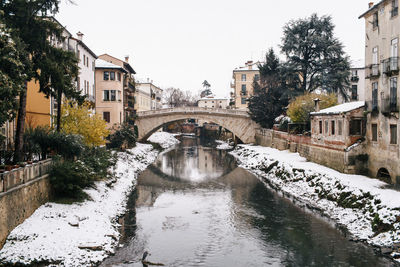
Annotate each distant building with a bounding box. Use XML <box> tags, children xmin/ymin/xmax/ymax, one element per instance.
<box><xmin>197</xmin><ymin>96</ymin><xmax>229</xmax><ymax>109</ymax></box>
<box><xmin>231</xmin><ymin>61</ymin><xmax>260</xmax><ymax>110</ymax></box>
<box><xmin>338</xmin><ymin>60</ymin><xmax>366</xmax><ymax>103</ymax></box>
<box><xmin>359</xmin><ymin>0</ymin><xmax>400</xmax><ymax>183</ymax></box>
<box><xmin>135</xmin><ymin>81</ymin><xmax>163</xmax><ymax>111</ymax></box>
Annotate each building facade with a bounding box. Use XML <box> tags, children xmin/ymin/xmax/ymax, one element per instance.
<box><xmin>231</xmin><ymin>61</ymin><xmax>260</xmax><ymax>110</ymax></box>
<box><xmin>360</xmin><ymin>0</ymin><xmax>400</xmax><ymax>183</ymax></box>
<box><xmin>198</xmin><ymin>96</ymin><xmax>229</xmax><ymax>109</ymax></box>
<box><xmin>95</xmin><ymin>59</ymin><xmax>127</xmax><ymax>128</ymax></box>
<box><xmin>135</xmin><ymin>81</ymin><xmax>163</xmax><ymax>111</ymax></box>
<box><xmin>98</xmin><ymin>54</ymin><xmax>136</xmax><ymax>124</ymax></box>
<box><xmin>339</xmin><ymin>60</ymin><xmax>366</xmax><ymax>103</ymax></box>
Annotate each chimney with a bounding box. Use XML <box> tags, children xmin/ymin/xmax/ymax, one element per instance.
<box><xmin>124</xmin><ymin>55</ymin><xmax>129</xmax><ymax>63</ymax></box>
<box><xmin>368</xmin><ymin>2</ymin><xmax>374</xmax><ymax>8</ymax></box>
<box><xmin>147</xmin><ymin>78</ymin><xmax>150</xmax><ymax>83</ymax></box>
<box><xmin>313</xmin><ymin>98</ymin><xmax>321</xmax><ymax>112</ymax></box>
<box><xmin>76</xmin><ymin>31</ymin><xmax>84</xmax><ymax>41</ymax></box>
<box><xmin>247</xmin><ymin>60</ymin><xmax>253</xmax><ymax>70</ymax></box>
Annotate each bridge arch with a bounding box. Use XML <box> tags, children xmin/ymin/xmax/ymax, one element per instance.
<box><xmin>135</xmin><ymin>107</ymin><xmax>259</xmax><ymax>144</ymax></box>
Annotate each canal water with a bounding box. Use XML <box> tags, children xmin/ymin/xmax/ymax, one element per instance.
<box><xmin>101</xmin><ymin>137</ymin><xmax>394</xmax><ymax>267</ymax></box>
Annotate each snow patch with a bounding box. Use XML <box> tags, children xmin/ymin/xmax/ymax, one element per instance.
<box><xmin>148</xmin><ymin>131</ymin><xmax>180</xmax><ymax>149</ymax></box>
<box><xmin>216</xmin><ymin>140</ymin><xmax>233</xmax><ymax>150</ymax></box>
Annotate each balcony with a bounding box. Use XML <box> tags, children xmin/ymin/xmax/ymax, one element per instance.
<box><xmin>381</xmin><ymin>97</ymin><xmax>399</xmax><ymax>114</ymax></box>
<box><xmin>366</xmin><ymin>64</ymin><xmax>380</xmax><ymax>79</ymax></box>
<box><xmin>350</xmin><ymin>76</ymin><xmax>359</xmax><ymax>82</ymax></box>
<box><xmin>382</xmin><ymin>57</ymin><xmax>399</xmax><ymax>76</ymax></box>
<box><xmin>240</xmin><ymin>91</ymin><xmax>247</xmax><ymax>96</ymax></box>
<box><xmin>366</xmin><ymin>100</ymin><xmax>379</xmax><ymax>114</ymax></box>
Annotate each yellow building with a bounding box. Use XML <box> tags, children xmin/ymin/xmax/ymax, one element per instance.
<box><xmin>25</xmin><ymin>79</ymin><xmax>52</xmax><ymax>128</ymax></box>
<box><xmin>231</xmin><ymin>61</ymin><xmax>260</xmax><ymax>110</ymax></box>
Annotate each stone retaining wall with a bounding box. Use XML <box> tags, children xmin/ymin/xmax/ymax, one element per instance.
<box><xmin>0</xmin><ymin>159</ymin><xmax>52</xmax><ymax>249</ymax></box>
<box><xmin>255</xmin><ymin>129</ymin><xmax>366</xmax><ymax>174</ymax></box>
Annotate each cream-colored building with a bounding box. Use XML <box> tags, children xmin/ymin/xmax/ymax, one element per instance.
<box><xmin>95</xmin><ymin>59</ymin><xmax>126</xmax><ymax>128</ymax></box>
<box><xmin>360</xmin><ymin>0</ymin><xmax>400</xmax><ymax>183</ymax></box>
<box><xmin>135</xmin><ymin>81</ymin><xmax>163</xmax><ymax>111</ymax></box>
<box><xmin>98</xmin><ymin>54</ymin><xmax>136</xmax><ymax>124</ymax></box>
<box><xmin>198</xmin><ymin>96</ymin><xmax>229</xmax><ymax>109</ymax></box>
<box><xmin>339</xmin><ymin>60</ymin><xmax>366</xmax><ymax>103</ymax></box>
<box><xmin>231</xmin><ymin>61</ymin><xmax>260</xmax><ymax>110</ymax></box>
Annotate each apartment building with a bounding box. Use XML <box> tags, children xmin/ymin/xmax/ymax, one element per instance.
<box><xmin>95</xmin><ymin>59</ymin><xmax>126</xmax><ymax>128</ymax></box>
<box><xmin>359</xmin><ymin>0</ymin><xmax>400</xmax><ymax>183</ymax></box>
<box><xmin>198</xmin><ymin>96</ymin><xmax>229</xmax><ymax>109</ymax></box>
<box><xmin>339</xmin><ymin>60</ymin><xmax>366</xmax><ymax>103</ymax></box>
<box><xmin>98</xmin><ymin>54</ymin><xmax>136</xmax><ymax>124</ymax></box>
<box><xmin>69</xmin><ymin>32</ymin><xmax>97</xmax><ymax>103</ymax></box>
<box><xmin>231</xmin><ymin>61</ymin><xmax>260</xmax><ymax>110</ymax></box>
<box><xmin>135</xmin><ymin>81</ymin><xmax>163</xmax><ymax>111</ymax></box>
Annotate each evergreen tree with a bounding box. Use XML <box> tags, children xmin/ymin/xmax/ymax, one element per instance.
<box><xmin>248</xmin><ymin>48</ymin><xmax>294</xmax><ymax>128</ymax></box>
<box><xmin>1</xmin><ymin>0</ymin><xmax>81</xmax><ymax>161</ymax></box>
<box><xmin>0</xmin><ymin>16</ymin><xmax>27</xmax><ymax>129</ymax></box>
<box><xmin>281</xmin><ymin>13</ymin><xmax>350</xmax><ymax>99</ymax></box>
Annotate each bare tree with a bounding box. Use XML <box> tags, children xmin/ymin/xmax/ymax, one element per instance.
<box><xmin>163</xmin><ymin>87</ymin><xmax>199</xmax><ymax>107</ymax></box>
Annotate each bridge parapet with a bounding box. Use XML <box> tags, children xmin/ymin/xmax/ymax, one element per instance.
<box><xmin>137</xmin><ymin>107</ymin><xmax>249</xmax><ymax>118</ymax></box>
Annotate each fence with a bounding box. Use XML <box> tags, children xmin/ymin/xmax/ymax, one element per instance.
<box><xmin>0</xmin><ymin>159</ymin><xmax>52</xmax><ymax>194</ymax></box>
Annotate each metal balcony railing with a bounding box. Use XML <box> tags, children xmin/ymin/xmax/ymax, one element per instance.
<box><xmin>366</xmin><ymin>64</ymin><xmax>380</xmax><ymax>79</ymax></box>
<box><xmin>381</xmin><ymin>97</ymin><xmax>399</xmax><ymax>113</ymax></box>
<box><xmin>350</xmin><ymin>76</ymin><xmax>359</xmax><ymax>82</ymax></box>
<box><xmin>365</xmin><ymin>100</ymin><xmax>379</xmax><ymax>113</ymax></box>
<box><xmin>382</xmin><ymin>57</ymin><xmax>399</xmax><ymax>75</ymax></box>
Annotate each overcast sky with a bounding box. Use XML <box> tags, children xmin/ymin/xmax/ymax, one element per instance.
<box><xmin>57</xmin><ymin>0</ymin><xmax>371</xmax><ymax>97</ymax></box>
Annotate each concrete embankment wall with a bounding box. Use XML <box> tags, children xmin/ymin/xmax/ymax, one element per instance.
<box><xmin>0</xmin><ymin>159</ymin><xmax>52</xmax><ymax>249</ymax></box>
<box><xmin>255</xmin><ymin>129</ymin><xmax>366</xmax><ymax>174</ymax></box>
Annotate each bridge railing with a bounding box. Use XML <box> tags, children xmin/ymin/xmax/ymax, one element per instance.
<box><xmin>137</xmin><ymin>107</ymin><xmax>250</xmax><ymax>117</ymax></box>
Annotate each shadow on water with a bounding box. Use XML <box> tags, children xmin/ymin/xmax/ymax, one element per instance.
<box><xmin>101</xmin><ymin>137</ymin><xmax>396</xmax><ymax>267</ymax></box>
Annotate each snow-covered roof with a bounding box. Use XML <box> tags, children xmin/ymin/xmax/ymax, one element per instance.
<box><xmin>95</xmin><ymin>59</ymin><xmax>126</xmax><ymax>71</ymax></box>
<box><xmin>199</xmin><ymin>96</ymin><xmax>229</xmax><ymax>101</ymax></box>
<box><xmin>310</xmin><ymin>101</ymin><xmax>365</xmax><ymax>116</ymax></box>
<box><xmin>233</xmin><ymin>61</ymin><xmax>262</xmax><ymax>71</ymax></box>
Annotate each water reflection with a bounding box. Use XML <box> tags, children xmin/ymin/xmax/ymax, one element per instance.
<box><xmin>101</xmin><ymin>137</ymin><xmax>394</xmax><ymax>267</ymax></box>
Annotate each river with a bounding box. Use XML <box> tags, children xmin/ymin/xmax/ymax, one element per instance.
<box><xmin>101</xmin><ymin>136</ymin><xmax>394</xmax><ymax>267</ymax></box>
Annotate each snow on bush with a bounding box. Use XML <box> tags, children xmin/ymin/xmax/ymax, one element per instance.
<box><xmin>148</xmin><ymin>131</ymin><xmax>180</xmax><ymax>149</ymax></box>
<box><xmin>230</xmin><ymin>145</ymin><xmax>400</xmax><ymax>260</ymax></box>
<box><xmin>0</xmin><ymin>143</ymin><xmax>161</xmax><ymax>266</ymax></box>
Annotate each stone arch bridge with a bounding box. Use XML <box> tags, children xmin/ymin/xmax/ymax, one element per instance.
<box><xmin>135</xmin><ymin>107</ymin><xmax>259</xmax><ymax>143</ymax></box>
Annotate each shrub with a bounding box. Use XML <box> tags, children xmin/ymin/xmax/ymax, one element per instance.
<box><xmin>49</xmin><ymin>160</ymin><xmax>94</xmax><ymax>200</ymax></box>
<box><xmin>287</xmin><ymin>92</ymin><xmax>337</xmax><ymax>124</ymax></box>
<box><xmin>81</xmin><ymin>147</ymin><xmax>117</xmax><ymax>180</ymax></box>
<box><xmin>107</xmin><ymin>123</ymin><xmax>136</xmax><ymax>150</ymax></box>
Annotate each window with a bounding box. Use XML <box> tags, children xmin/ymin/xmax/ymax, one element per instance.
<box><xmin>104</xmin><ymin>71</ymin><xmax>109</xmax><ymax>80</ymax></box>
<box><xmin>351</xmin><ymin>85</ymin><xmax>358</xmax><ymax>100</ymax></box>
<box><xmin>390</xmin><ymin>124</ymin><xmax>397</xmax><ymax>144</ymax></box>
<box><xmin>103</xmin><ymin>90</ymin><xmax>110</xmax><ymax>101</ymax></box>
<box><xmin>373</xmin><ymin>12</ymin><xmax>378</xmax><ymax>28</ymax></box>
<box><xmin>254</xmin><ymin>74</ymin><xmax>260</xmax><ymax>81</ymax></box>
<box><xmin>392</xmin><ymin>0</ymin><xmax>398</xmax><ymax>17</ymax></box>
<box><xmin>118</xmin><ymin>90</ymin><xmax>122</xmax><ymax>101</ymax></box>
<box><xmin>103</xmin><ymin>112</ymin><xmax>110</xmax><ymax>123</ymax></box>
<box><xmin>110</xmin><ymin>90</ymin><xmax>116</xmax><ymax>101</ymax></box>
<box><xmin>241</xmin><ymin>74</ymin><xmax>246</xmax><ymax>81</ymax></box>
<box><xmin>92</xmin><ymin>61</ymin><xmax>95</xmax><ymax>71</ymax></box>
<box><xmin>338</xmin><ymin>120</ymin><xmax>343</xmax><ymax>135</ymax></box>
<box><xmin>390</xmin><ymin>77</ymin><xmax>397</xmax><ymax>109</ymax></box>
<box><xmin>331</xmin><ymin>121</ymin><xmax>335</xmax><ymax>135</ymax></box>
<box><xmin>117</xmin><ymin>72</ymin><xmax>121</xmax><ymax>81</ymax></box>
<box><xmin>372</xmin><ymin>82</ymin><xmax>378</xmax><ymax>110</ymax></box>
<box><xmin>241</xmin><ymin>84</ymin><xmax>246</xmax><ymax>95</ymax></box>
<box><xmin>350</xmin><ymin>120</ymin><xmax>362</xmax><ymax>135</ymax></box>
<box><xmin>372</xmin><ymin>47</ymin><xmax>378</xmax><ymax>65</ymax></box>
<box><xmin>110</xmin><ymin>71</ymin><xmax>115</xmax><ymax>80</ymax></box>
<box><xmin>241</xmin><ymin>98</ymin><xmax>246</xmax><ymax>104</ymax></box>
<box><xmin>351</xmin><ymin>70</ymin><xmax>358</xmax><ymax>77</ymax></box>
<box><xmin>325</xmin><ymin>120</ymin><xmax>329</xmax><ymax>134</ymax></box>
<box><xmin>77</xmin><ymin>77</ymin><xmax>80</xmax><ymax>90</ymax></box>
<box><xmin>372</xmin><ymin>123</ymin><xmax>378</xmax><ymax>141</ymax></box>
<box><xmin>83</xmin><ymin>54</ymin><xmax>86</xmax><ymax>65</ymax></box>
<box><xmin>319</xmin><ymin>120</ymin><xmax>322</xmax><ymax>134</ymax></box>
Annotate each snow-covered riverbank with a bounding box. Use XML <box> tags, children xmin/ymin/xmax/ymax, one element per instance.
<box><xmin>0</xmin><ymin>133</ymin><xmax>180</xmax><ymax>266</ymax></box>
<box><xmin>230</xmin><ymin>145</ymin><xmax>400</xmax><ymax>261</ymax></box>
